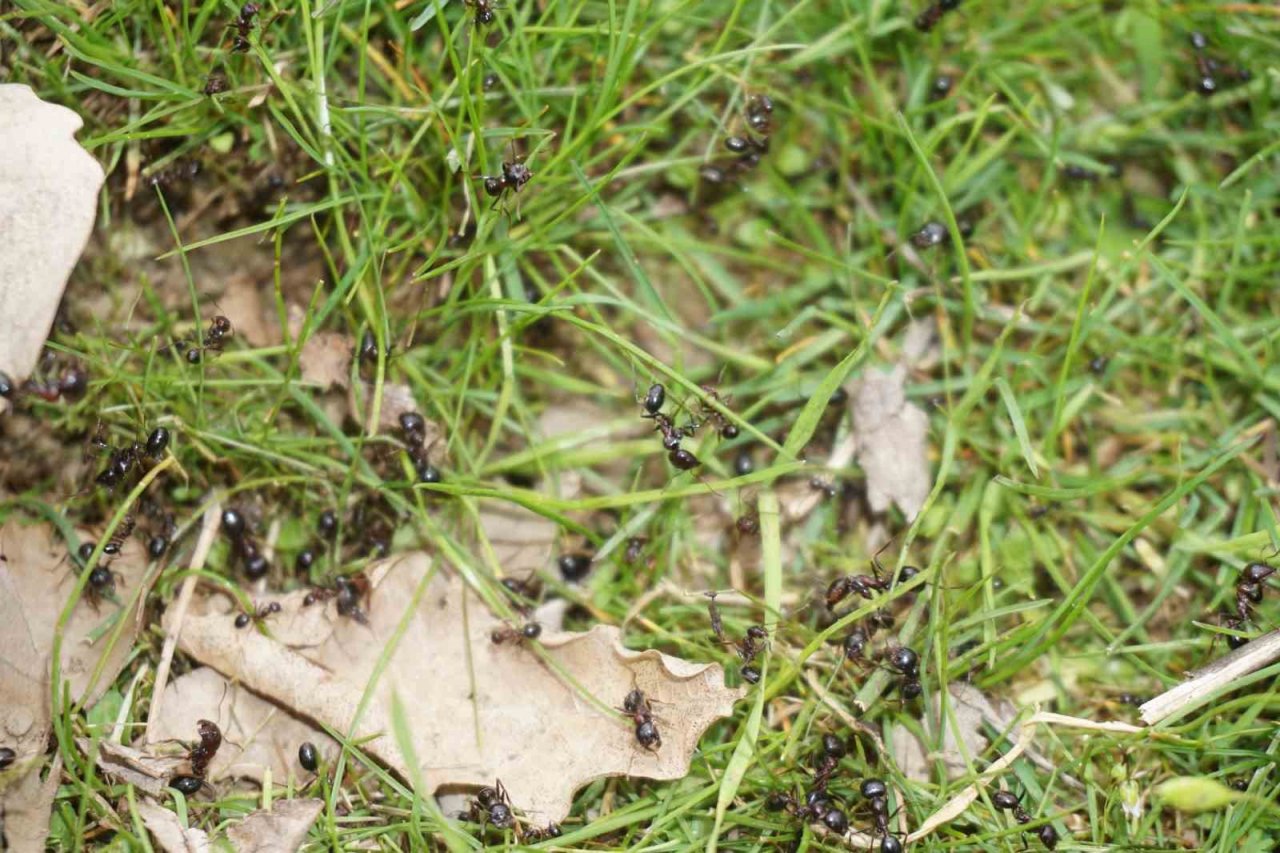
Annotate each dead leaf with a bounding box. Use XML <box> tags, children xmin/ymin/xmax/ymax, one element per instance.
<box><xmin>891</xmin><ymin>683</ymin><xmax>991</xmax><ymax>782</ymax></box>
<box><xmin>0</xmin><ymin>84</ymin><xmax>104</xmax><ymax>403</ymax></box>
<box><xmin>0</xmin><ymin>757</ymin><xmax>61</xmax><ymax>853</ymax></box>
<box><xmin>0</xmin><ymin>518</ymin><xmax>148</xmax><ymax>774</ymax></box>
<box><xmin>900</xmin><ymin>317</ymin><xmax>940</xmax><ymax>368</ymax></box>
<box><xmin>219</xmin><ymin>273</ymin><xmax>278</xmax><ymax>348</ymax></box>
<box><xmin>851</xmin><ymin>366</ymin><xmax>931</xmax><ymax>520</ymax></box>
<box><xmin>164</xmin><ymin>555</ymin><xmax>744</xmax><ymax>822</ymax></box>
<box><xmin>299</xmin><ymin>332</ymin><xmax>354</xmax><ymax>390</ymax></box>
<box><xmin>136</xmin><ymin>799</ymin><xmax>211</xmax><ymax>853</ymax></box>
<box><xmin>76</xmin><ymin>738</ymin><xmax>185</xmax><ymax>798</ymax></box>
<box><xmin>477</xmin><ymin>501</ymin><xmax>558</xmax><ymax>577</ymax></box>
<box><xmin>225</xmin><ymin>798</ymin><xmax>323</xmax><ymax>852</ymax></box>
<box><xmin>149</xmin><ymin>667</ymin><xmax>338</xmax><ymax>785</ymax></box>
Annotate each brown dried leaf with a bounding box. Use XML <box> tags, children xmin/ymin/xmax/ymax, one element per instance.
<box><xmin>148</xmin><ymin>667</ymin><xmax>338</xmax><ymax>785</ymax></box>
<box><xmin>851</xmin><ymin>366</ymin><xmax>931</xmax><ymax>520</ymax></box>
<box><xmin>76</xmin><ymin>738</ymin><xmax>185</xmax><ymax>797</ymax></box>
<box><xmin>0</xmin><ymin>84</ymin><xmax>104</xmax><ymax>401</ymax></box>
<box><xmin>477</xmin><ymin>501</ymin><xmax>558</xmax><ymax>577</ymax></box>
<box><xmin>136</xmin><ymin>799</ymin><xmax>211</xmax><ymax>853</ymax></box>
<box><xmin>891</xmin><ymin>683</ymin><xmax>991</xmax><ymax>782</ymax></box>
<box><xmin>298</xmin><ymin>331</ymin><xmax>354</xmax><ymax>390</ymax></box>
<box><xmin>225</xmin><ymin>798</ymin><xmax>324</xmax><ymax>852</ymax></box>
<box><xmin>219</xmin><ymin>273</ymin><xmax>279</xmax><ymax>348</ymax></box>
<box><xmin>0</xmin><ymin>758</ymin><xmax>61</xmax><ymax>853</ymax></box>
<box><xmin>0</xmin><ymin>518</ymin><xmax>148</xmax><ymax>774</ymax></box>
<box><xmin>164</xmin><ymin>556</ymin><xmax>744</xmax><ymax>822</ymax></box>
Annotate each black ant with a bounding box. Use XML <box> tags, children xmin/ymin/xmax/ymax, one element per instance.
<box><xmin>856</xmin><ymin>779</ymin><xmax>903</xmax><ymax>853</ymax></box>
<box><xmin>177</xmin><ymin>315</ymin><xmax>234</xmax><ymax>364</ymax></box>
<box><xmin>1217</xmin><ymin>560</ymin><xmax>1278</xmax><ymax>648</ymax></box>
<box><xmin>883</xmin><ymin>646</ymin><xmax>922</xmax><ymax>700</ymax></box>
<box><xmin>705</xmin><ymin>592</ymin><xmax>724</xmax><ymax>641</ymax></box>
<box><xmin>642</xmin><ymin>382</ymin><xmax>666</xmax><ymax>416</ymax></box>
<box><xmin>624</xmin><ymin>536</ymin><xmax>647</xmax><ymax>563</ymax></box>
<box><xmin>557</xmin><ymin>552</ymin><xmax>592</xmax><ymax>582</ymax></box>
<box><xmin>621</xmin><ymin>688</ymin><xmax>661</xmax><ymax>751</ymax></box>
<box><xmin>992</xmin><ymin>788</ymin><xmax>1059</xmax><ymax>849</ymax></box>
<box><xmin>491</xmin><ymin>621</ymin><xmax>542</xmax><ymax>644</ymax></box>
<box><xmin>335</xmin><ymin>574</ymin><xmax>370</xmax><ymax>624</ymax></box>
<box><xmin>298</xmin><ymin>742</ymin><xmax>319</xmax><ymax>772</ymax></box>
<box><xmin>480</xmin><ymin>157</ymin><xmax>532</xmax><ymax>208</ymax></box>
<box><xmin>1188</xmin><ymin>31</ymin><xmax>1250</xmax><ymax>97</ymax></box>
<box><xmin>914</xmin><ymin>0</ymin><xmax>960</xmax><ymax>32</ymax></box>
<box><xmin>696</xmin><ymin>383</ymin><xmax>739</xmax><ymax>439</ymax></box>
<box><xmin>203</xmin><ymin>73</ymin><xmax>228</xmax><ymax>96</ymax></box>
<box><xmin>464</xmin><ymin>0</ymin><xmax>499</xmax><ymax>26</ymax></box>
<box><xmin>468</xmin><ymin>781</ymin><xmax>515</xmax><ymax>831</ymax></box>
<box><xmin>102</xmin><ymin>512</ymin><xmax>137</xmax><ymax>557</ymax></box>
<box><xmin>842</xmin><ymin>625</ymin><xmax>870</xmax><ymax>664</ymax></box>
<box><xmin>810</xmin><ymin>733</ymin><xmax>846</xmax><ymax>793</ymax></box>
<box><xmin>95</xmin><ymin>444</ymin><xmax>142</xmax><ymax>491</ymax></box>
<box><xmin>169</xmin><ymin>775</ymin><xmax>205</xmax><ymax>796</ymax></box>
<box><xmin>648</xmin><ymin>412</ymin><xmax>685</xmax><ymax>451</ymax></box>
<box><xmin>234</xmin><ymin>601</ymin><xmax>281</xmax><ymax>629</ymax></box>
<box><xmin>909</xmin><ymin>220</ymin><xmax>949</xmax><ymax>250</ymax></box>
<box><xmin>521</xmin><ymin>822</ymin><xmax>562</xmax><ymax>841</ymax></box>
<box><xmin>500</xmin><ymin>573</ymin><xmax>543</xmax><ymax>604</ymax></box>
<box><xmin>745</xmin><ymin>94</ymin><xmax>774</xmax><ymax>135</ymax></box>
<box><xmin>766</xmin><ymin>789</ymin><xmax>849</xmax><ymax>834</ymax></box>
<box><xmin>230</xmin><ymin>2</ymin><xmax>259</xmax><ymax>52</ymax></box>
<box><xmin>205</xmin><ymin>315</ymin><xmax>233</xmax><ymax>351</ymax></box>
<box><xmin>188</xmin><ymin>719</ymin><xmax>222</xmax><ymax>779</ymax></box>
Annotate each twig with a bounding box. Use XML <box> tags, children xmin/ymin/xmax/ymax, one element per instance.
<box><xmin>145</xmin><ymin>504</ymin><xmax>220</xmax><ymax>744</ymax></box>
<box><xmin>1139</xmin><ymin>628</ymin><xmax>1280</xmax><ymax>725</ymax></box>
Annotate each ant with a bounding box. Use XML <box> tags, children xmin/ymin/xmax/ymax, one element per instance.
<box><xmin>696</xmin><ymin>383</ymin><xmax>739</xmax><ymax>439</ymax></box>
<box><xmin>234</xmin><ymin>601</ymin><xmax>281</xmax><ymax>629</ymax></box>
<box><xmin>558</xmin><ymin>552</ymin><xmax>592</xmax><ymax>582</ymax></box>
<box><xmin>102</xmin><ymin>512</ymin><xmax>137</xmax><ymax>557</ymax></box>
<box><xmin>745</xmin><ymin>94</ymin><xmax>774</xmax><ymax>135</ymax></box>
<box><xmin>810</xmin><ymin>734</ymin><xmax>845</xmax><ymax>793</ymax></box>
<box><xmin>914</xmin><ymin>0</ymin><xmax>960</xmax><ymax>32</ymax></box>
<box><xmin>491</xmin><ymin>621</ymin><xmax>542</xmax><ymax>644</ymax></box>
<box><xmin>96</xmin><ymin>443</ymin><xmax>142</xmax><ymax>491</ymax></box>
<box><xmin>203</xmin><ymin>73</ymin><xmax>228</xmax><ymax>96</ymax></box>
<box><xmin>169</xmin><ymin>775</ymin><xmax>205</xmax><ymax>796</ymax></box>
<box><xmin>842</xmin><ymin>625</ymin><xmax>870</xmax><ymax>664</ymax></box>
<box><xmin>858</xmin><ymin>779</ymin><xmax>903</xmax><ymax>853</ymax></box>
<box><xmin>909</xmin><ymin>220</ymin><xmax>949</xmax><ymax>250</ymax></box>
<box><xmin>620</xmin><ymin>688</ymin><xmax>661</xmax><ymax>751</ymax></box>
<box><xmin>230</xmin><ymin>3</ymin><xmax>259</xmax><ymax>52</ymax></box>
<box><xmin>521</xmin><ymin>822</ymin><xmax>562</xmax><ymax>841</ymax></box>
<box><xmin>641</xmin><ymin>383</ymin><xmax>666</xmax><ymax>417</ymax></box>
<box><xmin>500</xmin><ymin>573</ymin><xmax>543</xmax><ymax>604</ymax></box>
<box><xmin>176</xmin><ymin>315</ymin><xmax>234</xmax><ymax>364</ymax></box>
<box><xmin>188</xmin><ymin>719</ymin><xmax>222</xmax><ymax>779</ymax></box>
<box><xmin>1188</xmin><ymin>31</ymin><xmax>1250</xmax><ymax>97</ymax></box>
<box><xmin>883</xmin><ymin>646</ymin><xmax>922</xmax><ymax>700</ymax></box>
<box><xmin>480</xmin><ymin>156</ymin><xmax>533</xmax><ymax>209</ymax></box>
<box><xmin>335</xmin><ymin>574</ymin><xmax>370</xmax><ymax>624</ymax></box>
<box><xmin>298</xmin><ymin>742</ymin><xmax>319</xmax><ymax>772</ymax></box>
<box><xmin>1217</xmin><ymin>560</ymin><xmax>1278</xmax><ymax>648</ymax></box>
<box><xmin>647</xmin><ymin>412</ymin><xmax>684</xmax><ymax>450</ymax></box>
<box><xmin>464</xmin><ymin>0</ymin><xmax>499</xmax><ymax>26</ymax></box>
<box><xmin>624</xmin><ymin>536</ymin><xmax>647</xmax><ymax>564</ymax></box>
<box><xmin>468</xmin><ymin>781</ymin><xmax>515</xmax><ymax>831</ymax></box>
<box><xmin>992</xmin><ymin>788</ymin><xmax>1059</xmax><ymax>849</ymax></box>
<box><xmin>766</xmin><ymin>789</ymin><xmax>849</xmax><ymax>834</ymax></box>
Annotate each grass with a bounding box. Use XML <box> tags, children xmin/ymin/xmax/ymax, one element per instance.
<box><xmin>2</xmin><ymin>0</ymin><xmax>1280</xmax><ymax>849</ymax></box>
